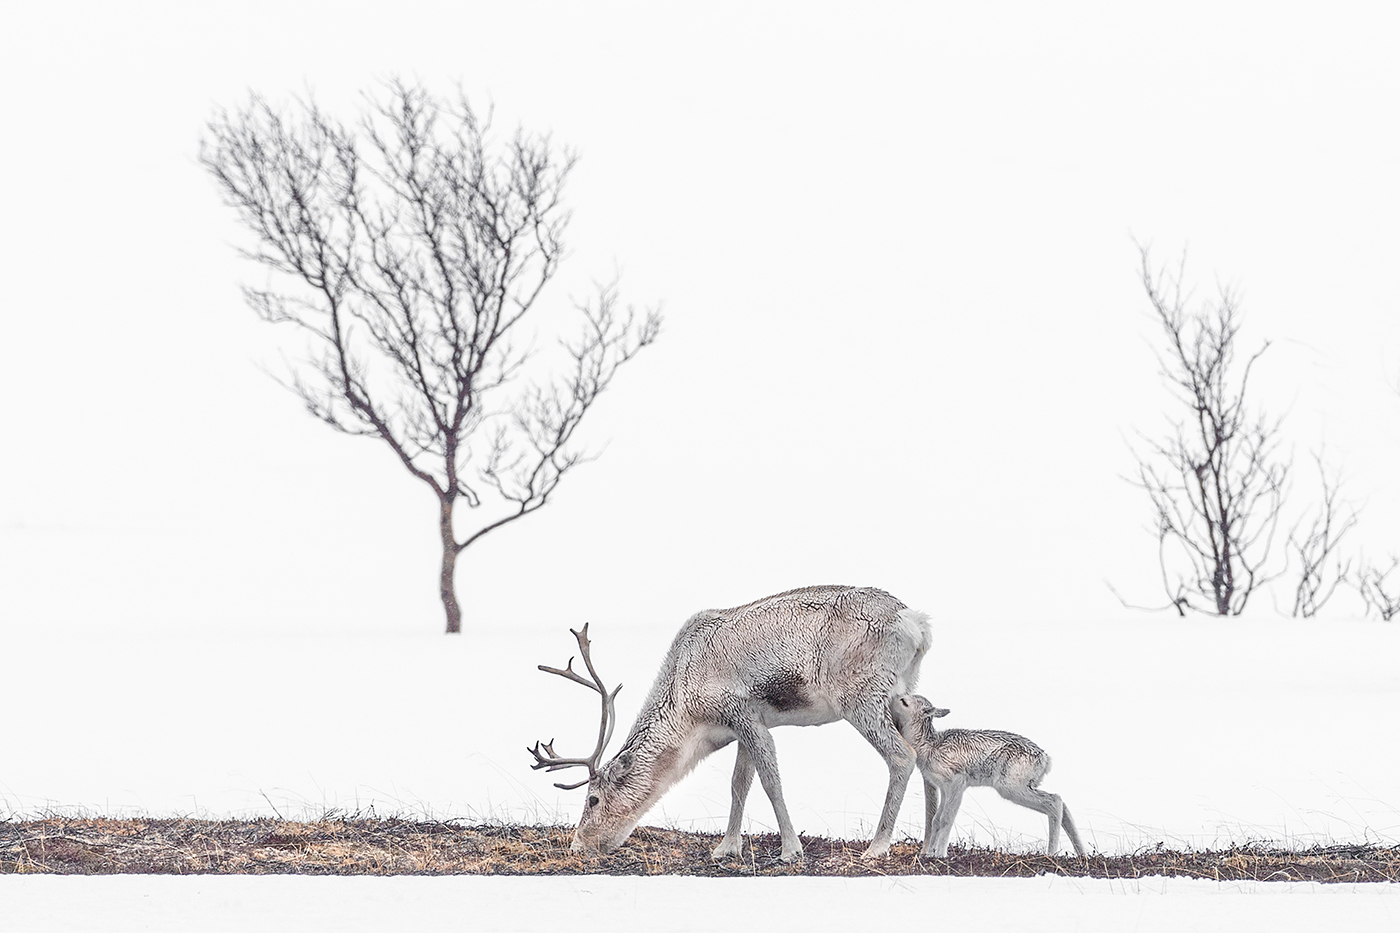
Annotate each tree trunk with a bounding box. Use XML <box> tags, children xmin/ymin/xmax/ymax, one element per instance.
<box><xmin>1217</xmin><ymin>533</ymin><xmax>1233</xmax><ymax>615</ymax></box>
<box><xmin>439</xmin><ymin>497</ymin><xmax>462</xmax><ymax>634</ymax></box>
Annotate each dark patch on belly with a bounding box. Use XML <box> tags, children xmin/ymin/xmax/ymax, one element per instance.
<box><xmin>752</xmin><ymin>673</ymin><xmax>809</xmax><ymax>712</ymax></box>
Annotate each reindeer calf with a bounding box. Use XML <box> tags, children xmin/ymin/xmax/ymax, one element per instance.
<box><xmin>891</xmin><ymin>694</ymin><xmax>1086</xmax><ymax>858</ymax></box>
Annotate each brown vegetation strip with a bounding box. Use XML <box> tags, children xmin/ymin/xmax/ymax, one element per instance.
<box><xmin>2</xmin><ymin>817</ymin><xmax>1396</xmax><ymax>882</ymax></box>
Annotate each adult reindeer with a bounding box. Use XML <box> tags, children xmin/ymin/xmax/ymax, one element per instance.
<box><xmin>528</xmin><ymin>586</ymin><xmax>931</xmax><ymax>862</ymax></box>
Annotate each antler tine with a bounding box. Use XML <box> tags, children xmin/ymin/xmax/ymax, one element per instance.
<box><xmin>552</xmin><ymin>775</ymin><xmax>591</xmax><ymax>791</ymax></box>
<box><xmin>527</xmin><ymin>739</ymin><xmax>601</xmax><ymax>773</ymax></box>
<box><xmin>569</xmin><ymin>624</ymin><xmax>607</xmax><ymax>690</ymax></box>
<box><xmin>572</xmin><ymin>624</ymin><xmax>623</xmax><ymax>772</ymax></box>
<box><xmin>531</xmin><ymin>623</ymin><xmax>623</xmax><ymax>787</ymax></box>
<box><xmin>601</xmin><ymin>682</ymin><xmax>623</xmax><ymax>760</ymax></box>
<box><xmin>536</xmin><ymin>626</ymin><xmax>609</xmax><ymax>694</ymax></box>
<box><xmin>525</xmin><ymin>742</ymin><xmax>598</xmax><ymax>790</ymax></box>
<box><xmin>536</xmin><ymin>656</ymin><xmax>598</xmax><ymax>690</ymax></box>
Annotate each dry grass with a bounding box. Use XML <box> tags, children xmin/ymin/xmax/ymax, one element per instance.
<box><xmin>2</xmin><ymin>817</ymin><xmax>1396</xmax><ymax>882</ymax></box>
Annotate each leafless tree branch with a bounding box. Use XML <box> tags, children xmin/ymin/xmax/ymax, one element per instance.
<box><xmin>1354</xmin><ymin>555</ymin><xmax>1400</xmax><ymax>621</ymax></box>
<box><xmin>1129</xmin><ymin>244</ymin><xmax>1289</xmax><ymax>616</ymax></box>
<box><xmin>1287</xmin><ymin>451</ymin><xmax>1359</xmax><ymax>617</ymax></box>
<box><xmin>201</xmin><ymin>79</ymin><xmax>662</xmax><ymax>633</ymax></box>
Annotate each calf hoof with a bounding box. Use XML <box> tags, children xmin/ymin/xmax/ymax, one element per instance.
<box><xmin>779</xmin><ymin>844</ymin><xmax>804</xmax><ymax>863</ymax></box>
<box><xmin>861</xmin><ymin>842</ymin><xmax>891</xmax><ymax>860</ymax></box>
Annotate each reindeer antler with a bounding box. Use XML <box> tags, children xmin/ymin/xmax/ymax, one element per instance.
<box><xmin>528</xmin><ymin>623</ymin><xmax>623</xmax><ymax>790</ymax></box>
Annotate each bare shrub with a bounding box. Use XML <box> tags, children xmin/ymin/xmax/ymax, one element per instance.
<box><xmin>1288</xmin><ymin>453</ymin><xmax>1359</xmax><ymax>617</ymax></box>
<box><xmin>1131</xmin><ymin>246</ymin><xmax>1288</xmax><ymax>616</ymax></box>
<box><xmin>1355</xmin><ymin>556</ymin><xmax>1400</xmax><ymax>621</ymax></box>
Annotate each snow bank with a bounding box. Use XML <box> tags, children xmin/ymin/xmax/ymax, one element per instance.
<box><xmin>4</xmin><ymin>874</ymin><xmax>1398</xmax><ymax>933</ymax></box>
<box><xmin>4</xmin><ymin>613</ymin><xmax>1398</xmax><ymax>852</ymax></box>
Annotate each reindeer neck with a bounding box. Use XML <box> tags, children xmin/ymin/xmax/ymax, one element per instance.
<box><xmin>916</xmin><ymin>715</ymin><xmax>945</xmax><ymax>746</ymax></box>
<box><xmin>610</xmin><ymin>694</ymin><xmax>711</xmax><ymax>794</ymax></box>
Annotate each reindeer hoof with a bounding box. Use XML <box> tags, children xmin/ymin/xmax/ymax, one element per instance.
<box><xmin>779</xmin><ymin>845</ymin><xmax>804</xmax><ymax>863</ymax></box>
<box><xmin>861</xmin><ymin>842</ymin><xmax>891</xmax><ymax>860</ymax></box>
<box><xmin>711</xmin><ymin>839</ymin><xmax>743</xmax><ymax>860</ymax></box>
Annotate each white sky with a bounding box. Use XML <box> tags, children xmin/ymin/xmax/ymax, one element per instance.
<box><xmin>2</xmin><ymin>2</ymin><xmax>1399</xmax><ymax>637</ymax></box>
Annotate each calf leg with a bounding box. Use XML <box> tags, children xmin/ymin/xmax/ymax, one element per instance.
<box><xmin>926</xmin><ymin>780</ymin><xmax>964</xmax><ymax>857</ymax></box>
<box><xmin>922</xmin><ymin>777</ymin><xmax>939</xmax><ymax>851</ymax></box>
<box><xmin>998</xmin><ymin>784</ymin><xmax>1071</xmax><ymax>855</ymax></box>
<box><xmin>712</xmin><ymin>743</ymin><xmax>755</xmax><ymax>859</ymax></box>
<box><xmin>1059</xmin><ymin>802</ymin><xmax>1087</xmax><ymax>857</ymax></box>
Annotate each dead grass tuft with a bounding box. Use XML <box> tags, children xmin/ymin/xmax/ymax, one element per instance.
<box><xmin>2</xmin><ymin>817</ymin><xmax>1396</xmax><ymax>882</ymax></box>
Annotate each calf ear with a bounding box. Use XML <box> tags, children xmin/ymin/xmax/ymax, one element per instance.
<box><xmin>929</xmin><ymin>707</ymin><xmax>950</xmax><ymax>719</ymax></box>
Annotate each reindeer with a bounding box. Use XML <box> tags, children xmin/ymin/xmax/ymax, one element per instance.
<box><xmin>891</xmin><ymin>693</ymin><xmax>1087</xmax><ymax>858</ymax></box>
<box><xmin>528</xmin><ymin>586</ymin><xmax>931</xmax><ymax>862</ymax></box>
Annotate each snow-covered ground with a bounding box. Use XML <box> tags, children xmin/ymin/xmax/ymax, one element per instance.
<box><xmin>6</xmin><ymin>874</ymin><xmax>1399</xmax><ymax>933</ymax></box>
<box><xmin>3</xmin><ymin>611</ymin><xmax>1399</xmax><ymax>930</ymax></box>
<box><xmin>4</xmin><ymin>2</ymin><xmax>1400</xmax><ymax>929</ymax></box>
<box><xmin>5</xmin><ymin>614</ymin><xmax>1399</xmax><ymax>849</ymax></box>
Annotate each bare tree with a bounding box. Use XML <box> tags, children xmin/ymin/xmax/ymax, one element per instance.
<box><xmin>1355</xmin><ymin>556</ymin><xmax>1400</xmax><ymax>621</ymax></box>
<box><xmin>201</xmin><ymin>80</ymin><xmax>661</xmax><ymax>633</ymax></box>
<box><xmin>1132</xmin><ymin>247</ymin><xmax>1289</xmax><ymax>616</ymax></box>
<box><xmin>1288</xmin><ymin>453</ymin><xmax>1359</xmax><ymax>617</ymax></box>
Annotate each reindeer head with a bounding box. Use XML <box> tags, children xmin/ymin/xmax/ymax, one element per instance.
<box><xmin>569</xmin><ymin>744</ymin><xmax>660</xmax><ymax>854</ymax></box>
<box><xmin>891</xmin><ymin>693</ymin><xmax>950</xmax><ymax>737</ymax></box>
<box><xmin>528</xmin><ymin>624</ymin><xmax>641</xmax><ymax>854</ymax></box>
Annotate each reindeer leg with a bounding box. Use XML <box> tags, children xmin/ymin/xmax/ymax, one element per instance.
<box><xmin>712</xmin><ymin>743</ymin><xmax>755</xmax><ymax>859</ymax></box>
<box><xmin>732</xmin><ymin>720</ymin><xmax>802</xmax><ymax>862</ymax></box>
<box><xmin>847</xmin><ymin>700</ymin><xmax>916</xmax><ymax>859</ymax></box>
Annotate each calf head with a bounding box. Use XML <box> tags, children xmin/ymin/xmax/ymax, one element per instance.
<box><xmin>892</xmin><ymin>693</ymin><xmax>950</xmax><ymax>738</ymax></box>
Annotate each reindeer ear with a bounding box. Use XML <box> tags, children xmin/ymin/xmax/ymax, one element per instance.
<box><xmin>929</xmin><ymin>706</ymin><xmax>950</xmax><ymax>719</ymax></box>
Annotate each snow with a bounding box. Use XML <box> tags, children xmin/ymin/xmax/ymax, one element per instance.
<box><xmin>3</xmin><ymin>1</ymin><xmax>1400</xmax><ymax>929</ymax></box>
<box><xmin>3</xmin><ymin>614</ymin><xmax>1399</xmax><ymax>930</ymax></box>
<box><xmin>5</xmin><ymin>616</ymin><xmax>1399</xmax><ymax>850</ymax></box>
<box><xmin>4</xmin><ymin>874</ymin><xmax>1398</xmax><ymax>933</ymax></box>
